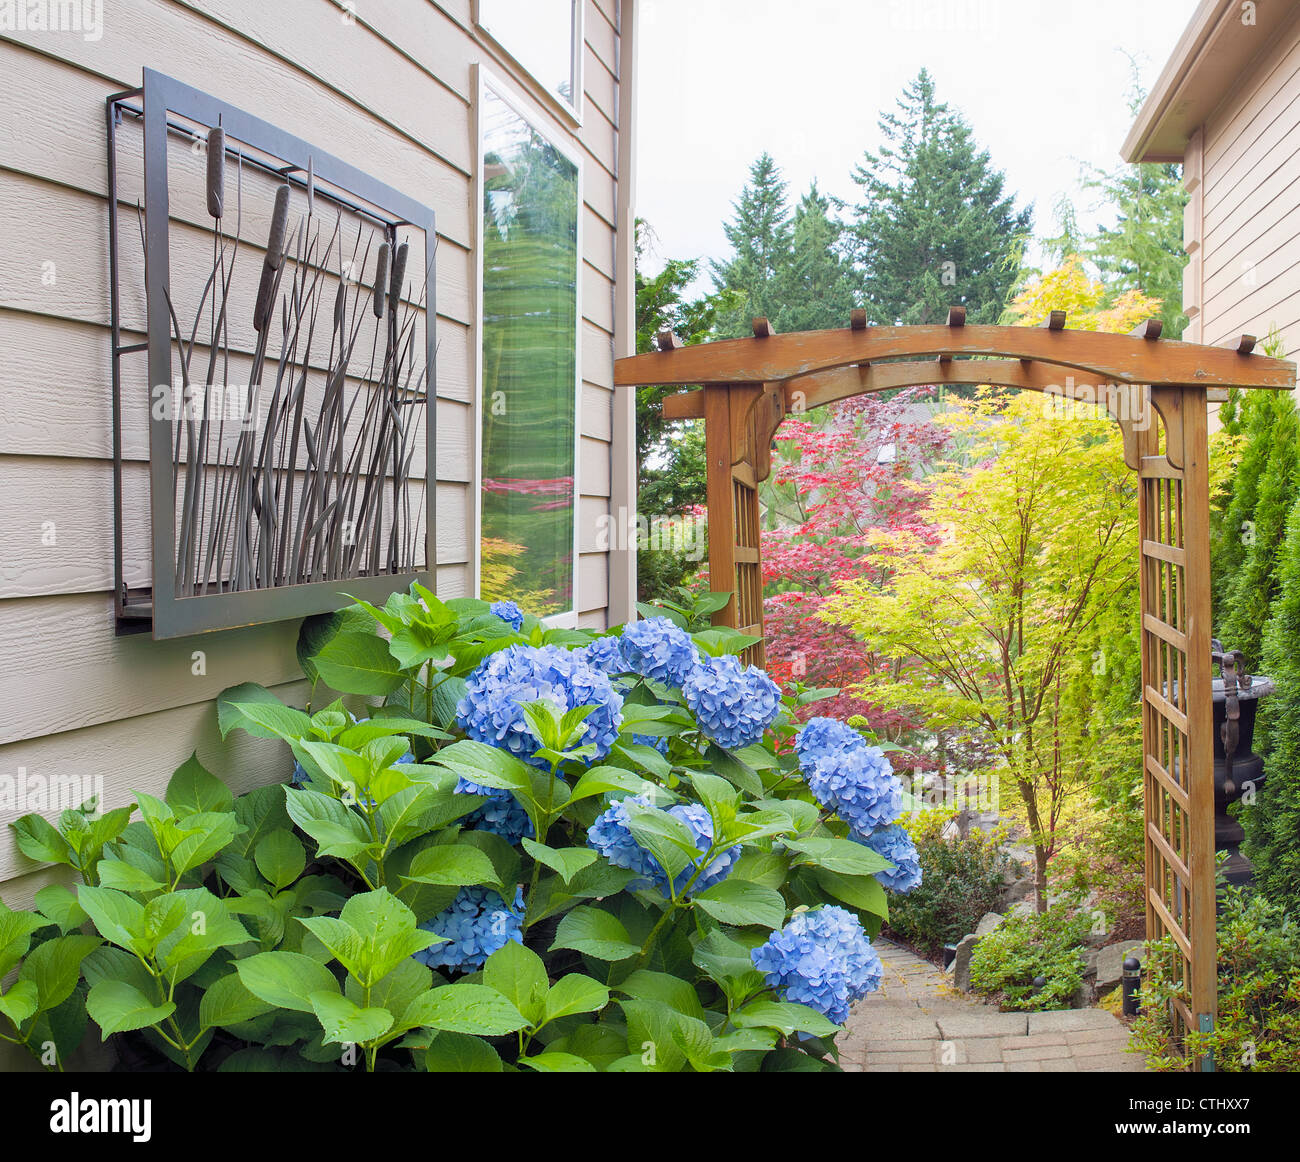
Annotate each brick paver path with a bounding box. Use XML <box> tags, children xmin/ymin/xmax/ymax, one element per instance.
<box><xmin>840</xmin><ymin>938</ymin><xmax>1145</xmax><ymax>1072</ymax></box>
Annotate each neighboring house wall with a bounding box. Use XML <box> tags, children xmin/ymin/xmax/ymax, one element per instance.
<box><xmin>1176</xmin><ymin>8</ymin><xmax>1300</xmax><ymax>360</ymax></box>
<box><xmin>0</xmin><ymin>0</ymin><xmax>635</xmax><ymax>906</ymax></box>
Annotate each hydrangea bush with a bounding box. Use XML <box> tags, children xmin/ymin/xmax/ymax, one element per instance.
<box><xmin>3</xmin><ymin>585</ymin><xmax>920</xmax><ymax>1073</ymax></box>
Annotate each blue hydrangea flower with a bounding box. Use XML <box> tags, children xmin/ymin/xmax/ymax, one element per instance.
<box><xmin>856</xmin><ymin>824</ymin><xmax>922</xmax><ymax>893</ymax></box>
<box><xmin>751</xmin><ymin>905</ymin><xmax>883</xmax><ymax>1026</ymax></box>
<box><xmin>618</xmin><ymin>617</ymin><xmax>701</xmax><ymax>686</ymax></box>
<box><xmin>489</xmin><ymin>600</ymin><xmax>524</xmax><ymax>631</ymax></box>
<box><xmin>457</xmin><ymin>784</ymin><xmax>535</xmax><ymax>844</ymax></box>
<box><xmin>581</xmin><ymin>635</ymin><xmax>628</xmax><ymax>675</ymax></box>
<box><xmin>631</xmin><ymin>733</ymin><xmax>669</xmax><ymax>754</ymax></box>
<box><xmin>456</xmin><ymin>644</ymin><xmax>623</xmax><ymax>767</ymax></box>
<box><xmin>795</xmin><ymin>717</ymin><xmax>904</xmax><ymax>836</ymax></box>
<box><xmin>794</xmin><ymin>717</ymin><xmax>866</xmax><ymax>768</ymax></box>
<box><xmin>682</xmin><ymin>654</ymin><xmax>781</xmax><ymax>750</ymax></box>
<box><xmin>587</xmin><ymin>794</ymin><xmax>739</xmax><ymax>897</ymax></box>
<box><xmin>414</xmin><ymin>885</ymin><xmax>525</xmax><ymax>972</ymax></box>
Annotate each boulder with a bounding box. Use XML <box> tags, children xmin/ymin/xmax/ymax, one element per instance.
<box><xmin>975</xmin><ymin>912</ymin><xmax>1003</xmax><ymax>938</ymax></box>
<box><xmin>1083</xmin><ymin>946</ymin><xmax>1100</xmax><ymax>978</ymax></box>
<box><xmin>1094</xmin><ymin>940</ymin><xmax>1144</xmax><ymax>994</ymax></box>
<box><xmin>951</xmin><ymin>933</ymin><xmax>980</xmax><ymax>992</ymax></box>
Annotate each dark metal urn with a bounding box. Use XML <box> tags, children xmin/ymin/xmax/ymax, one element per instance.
<box><xmin>1210</xmin><ymin>641</ymin><xmax>1275</xmax><ymax>886</ymax></box>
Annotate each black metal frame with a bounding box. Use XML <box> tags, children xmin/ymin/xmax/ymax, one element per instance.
<box><xmin>107</xmin><ymin>69</ymin><xmax>437</xmax><ymax>638</ymax></box>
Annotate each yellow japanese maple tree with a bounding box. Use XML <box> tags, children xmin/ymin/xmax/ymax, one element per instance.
<box><xmin>822</xmin><ymin>259</ymin><xmax>1162</xmax><ymax>909</ymax></box>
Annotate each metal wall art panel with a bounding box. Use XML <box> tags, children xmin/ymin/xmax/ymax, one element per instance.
<box><xmin>107</xmin><ymin>69</ymin><xmax>437</xmax><ymax>638</ymax></box>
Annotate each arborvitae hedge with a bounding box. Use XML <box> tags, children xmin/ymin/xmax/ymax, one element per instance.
<box><xmin>1212</xmin><ymin>392</ymin><xmax>1282</xmax><ymax>640</ymax></box>
<box><xmin>1244</xmin><ymin>485</ymin><xmax>1300</xmax><ymax>909</ymax></box>
<box><xmin>1218</xmin><ymin>393</ymin><xmax>1300</xmax><ymax>666</ymax></box>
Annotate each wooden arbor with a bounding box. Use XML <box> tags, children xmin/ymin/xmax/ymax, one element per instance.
<box><xmin>615</xmin><ymin>310</ymin><xmax>1295</xmax><ymax>1067</ymax></box>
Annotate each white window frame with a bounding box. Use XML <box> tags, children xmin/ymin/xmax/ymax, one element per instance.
<box><xmin>472</xmin><ymin>0</ymin><xmax>585</xmax><ymax>126</ymax></box>
<box><xmin>472</xmin><ymin>66</ymin><xmax>584</xmax><ymax>628</ymax></box>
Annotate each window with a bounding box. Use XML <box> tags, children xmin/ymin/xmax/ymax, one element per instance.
<box><xmin>478</xmin><ymin>79</ymin><xmax>581</xmax><ymax>618</ymax></box>
<box><xmin>475</xmin><ymin>0</ymin><xmax>583</xmax><ymax>120</ymax></box>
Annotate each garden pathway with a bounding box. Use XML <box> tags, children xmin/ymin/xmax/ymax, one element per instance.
<box><xmin>840</xmin><ymin>938</ymin><xmax>1146</xmax><ymax>1072</ymax></box>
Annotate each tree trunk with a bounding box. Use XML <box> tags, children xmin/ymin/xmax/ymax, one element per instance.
<box><xmin>1034</xmin><ymin>845</ymin><xmax>1049</xmax><ymax>914</ymax></box>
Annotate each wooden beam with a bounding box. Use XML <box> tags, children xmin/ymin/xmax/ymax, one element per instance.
<box><xmin>1132</xmin><ymin>318</ymin><xmax>1164</xmax><ymax>340</ymax></box>
<box><xmin>1044</xmin><ymin>310</ymin><xmax>1067</xmax><ymax>331</ymax></box>
<box><xmin>752</xmin><ymin>316</ymin><xmax>775</xmax><ymax>338</ymax></box>
<box><xmin>1237</xmin><ymin>334</ymin><xmax>1257</xmax><ymax>355</ymax></box>
<box><xmin>615</xmin><ymin>323</ymin><xmax>1296</xmax><ymax>390</ymax></box>
<box><xmin>850</xmin><ymin>308</ymin><xmax>867</xmax><ymax>331</ymax></box>
<box><xmin>703</xmin><ymin>386</ymin><xmax>736</xmax><ymax>629</ymax></box>
<box><xmin>656</xmin><ymin>329</ymin><xmax>682</xmax><ymax>352</ymax></box>
<box><xmin>781</xmin><ymin>358</ymin><xmax>1127</xmax><ymax>411</ymax></box>
<box><xmin>946</xmin><ymin>305</ymin><xmax>966</xmax><ymax>327</ymax></box>
<box><xmin>1180</xmin><ymin>385</ymin><xmax>1218</xmax><ymax>1038</ymax></box>
<box><xmin>661</xmin><ymin>389</ymin><xmax>704</xmax><ymax>420</ymax></box>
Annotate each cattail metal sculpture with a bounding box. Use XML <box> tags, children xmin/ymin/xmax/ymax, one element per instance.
<box><xmin>161</xmin><ymin>126</ymin><xmax>430</xmax><ymax>599</ymax></box>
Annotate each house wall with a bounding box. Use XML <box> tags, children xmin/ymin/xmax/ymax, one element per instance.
<box><xmin>1184</xmin><ymin>5</ymin><xmax>1300</xmax><ymax>361</ymax></box>
<box><xmin>0</xmin><ymin>0</ymin><xmax>634</xmax><ymax>907</ymax></box>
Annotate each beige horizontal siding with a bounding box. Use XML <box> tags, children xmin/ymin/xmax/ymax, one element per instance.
<box><xmin>0</xmin><ymin>0</ymin><xmax>624</xmax><ymax>895</ymax></box>
<box><xmin>0</xmin><ymin>457</ymin><xmax>468</xmax><ymax>597</ymax></box>
<box><xmin>0</xmin><ymin>680</ymin><xmax>309</xmax><ymax>890</ymax></box>
<box><xmin>1197</xmin><ymin>15</ymin><xmax>1300</xmax><ymax>361</ymax></box>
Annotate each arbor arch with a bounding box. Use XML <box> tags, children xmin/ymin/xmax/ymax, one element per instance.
<box><xmin>615</xmin><ymin>312</ymin><xmax>1296</xmax><ymax>1069</ymax></box>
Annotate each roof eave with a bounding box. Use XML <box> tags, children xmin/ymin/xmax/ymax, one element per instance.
<box><xmin>1122</xmin><ymin>0</ymin><xmax>1299</xmax><ymax>163</ymax></box>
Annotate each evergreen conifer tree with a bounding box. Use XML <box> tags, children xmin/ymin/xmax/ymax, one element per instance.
<box><xmin>849</xmin><ymin>69</ymin><xmax>1031</xmax><ymax>325</ymax></box>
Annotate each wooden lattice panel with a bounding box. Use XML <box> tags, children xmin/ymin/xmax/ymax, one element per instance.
<box><xmin>732</xmin><ymin>473</ymin><xmax>764</xmax><ymax>668</ymax></box>
<box><xmin>1136</xmin><ymin>390</ymin><xmax>1216</xmax><ymax>1062</ymax></box>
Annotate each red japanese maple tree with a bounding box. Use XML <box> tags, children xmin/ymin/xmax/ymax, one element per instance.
<box><xmin>761</xmin><ymin>388</ymin><xmax>950</xmax><ymax>753</ymax></box>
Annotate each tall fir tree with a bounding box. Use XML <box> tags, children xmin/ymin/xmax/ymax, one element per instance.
<box><xmin>850</xmin><ymin>69</ymin><xmax>1031</xmax><ymax>325</ymax></box>
<box><xmin>710</xmin><ymin>152</ymin><xmax>794</xmax><ymax>337</ymax></box>
<box><xmin>1084</xmin><ymin>160</ymin><xmax>1189</xmax><ymax>339</ymax></box>
<box><xmin>771</xmin><ymin>181</ymin><xmax>860</xmax><ymax>332</ymax></box>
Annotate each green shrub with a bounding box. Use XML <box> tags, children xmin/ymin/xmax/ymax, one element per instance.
<box><xmin>0</xmin><ymin>589</ymin><xmax>906</xmax><ymax>1073</ymax></box>
<box><xmin>1132</xmin><ymin>886</ymin><xmax>1300</xmax><ymax>1071</ymax></box>
<box><xmin>967</xmin><ymin>904</ymin><xmax>1092</xmax><ymax>1011</ymax></box>
<box><xmin>884</xmin><ymin>810</ymin><xmax>1012</xmax><ymax>956</ymax></box>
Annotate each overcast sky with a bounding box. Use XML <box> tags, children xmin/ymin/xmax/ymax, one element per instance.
<box><xmin>634</xmin><ymin>0</ymin><xmax>1201</xmax><ymax>288</ymax></box>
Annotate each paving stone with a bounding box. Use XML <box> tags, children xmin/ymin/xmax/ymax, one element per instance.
<box><xmin>845</xmin><ymin>937</ymin><xmax>1148</xmax><ymax>1075</ymax></box>
<box><xmin>1027</xmin><ymin>1008</ymin><xmax>1126</xmax><ymax>1033</ymax></box>
<box><xmin>865</xmin><ymin>1049</ymin><xmax>937</xmax><ymax>1065</ymax></box>
<box><xmin>1001</xmin><ymin>1044</ymin><xmax>1073</xmax><ymax>1062</ymax></box>
<box><xmin>937</xmin><ymin>1012</ymin><xmax>1028</xmax><ymax>1039</ymax></box>
<box><xmin>1067</xmin><ymin>1027</ymin><xmax>1135</xmax><ymax>1046</ymax></box>
<box><xmin>857</xmin><ymin>1018</ymin><xmax>943</xmax><ymax>1041</ymax></box>
<box><xmin>869</xmin><ymin>1038</ymin><xmax>943</xmax><ymax>1055</ymax></box>
<box><xmin>1071</xmin><ymin>1038</ymin><xmax>1139</xmax><ymax>1058</ymax></box>
<box><xmin>955</xmin><ymin>1038</ymin><xmax>1005</xmax><ymax>1064</ymax></box>
<box><xmin>1010</xmin><ymin>1032</ymin><xmax>1070</xmax><ymax>1048</ymax></box>
<box><xmin>1076</xmin><ymin>1053</ymin><xmax>1146</xmax><ymax>1072</ymax></box>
